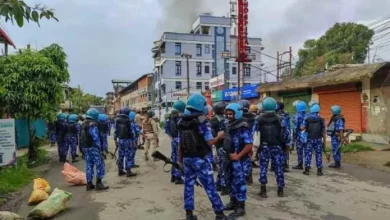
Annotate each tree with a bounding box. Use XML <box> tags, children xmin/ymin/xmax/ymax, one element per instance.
<box><xmin>294</xmin><ymin>22</ymin><xmax>374</xmax><ymax>76</ymax></box>
<box><xmin>0</xmin><ymin>44</ymin><xmax>69</xmax><ymax>163</ymax></box>
<box><xmin>0</xmin><ymin>0</ymin><xmax>58</xmax><ymax>27</ymax></box>
<box><xmin>70</xmin><ymin>86</ymin><xmax>105</xmax><ymax>114</ymax></box>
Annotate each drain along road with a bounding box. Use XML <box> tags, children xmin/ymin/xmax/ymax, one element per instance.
<box><xmin>15</xmin><ymin>134</ymin><xmax>390</xmax><ymax>220</ymax></box>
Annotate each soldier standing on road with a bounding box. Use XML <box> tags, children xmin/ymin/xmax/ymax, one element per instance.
<box><xmin>275</xmin><ymin>101</ymin><xmax>291</xmax><ymax>173</ymax></box>
<box><xmin>114</xmin><ymin>107</ymin><xmax>137</xmax><ymax>177</ymax></box>
<box><xmin>81</xmin><ymin>108</ymin><xmax>109</xmax><ymax>191</ymax></box>
<box><xmin>301</xmin><ymin>103</ymin><xmax>326</xmax><ymax>176</ymax></box>
<box><xmin>164</xmin><ymin>100</ymin><xmax>186</xmax><ymax>184</ymax></box>
<box><xmin>239</xmin><ymin>100</ymin><xmax>256</xmax><ymax>185</ymax></box>
<box><xmin>292</xmin><ymin>101</ymin><xmax>307</xmax><ymax>170</ymax></box>
<box><xmin>178</xmin><ymin>94</ymin><xmax>232</xmax><ymax>220</ymax></box>
<box><xmin>65</xmin><ymin>114</ymin><xmax>80</xmax><ymax>163</ymax></box>
<box><xmin>98</xmin><ymin>114</ymin><xmax>110</xmax><ymax>155</ymax></box>
<box><xmin>56</xmin><ymin>113</ymin><xmax>68</xmax><ymax>162</ymax></box>
<box><xmin>210</xmin><ymin>101</ymin><xmax>228</xmax><ymax>194</ymax></box>
<box><xmin>142</xmin><ymin>110</ymin><xmax>159</xmax><ymax>164</ymax></box>
<box><xmin>135</xmin><ymin>108</ymin><xmax>145</xmax><ymax>149</ymax></box>
<box><xmin>327</xmin><ymin>105</ymin><xmax>345</xmax><ymax>169</ymax></box>
<box><xmin>222</xmin><ymin>103</ymin><xmax>253</xmax><ymax>218</ymax></box>
<box><xmin>129</xmin><ymin>111</ymin><xmax>141</xmax><ymax>169</ymax></box>
<box><xmin>253</xmin><ymin>97</ymin><xmax>290</xmax><ymax>198</ymax></box>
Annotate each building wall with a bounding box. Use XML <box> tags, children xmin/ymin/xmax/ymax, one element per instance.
<box><xmin>368</xmin><ymin>68</ymin><xmax>390</xmax><ymax>136</ymax></box>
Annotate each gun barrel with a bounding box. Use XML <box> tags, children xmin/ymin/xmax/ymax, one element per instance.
<box><xmin>151</xmin><ymin>150</ymin><xmax>169</xmax><ymax>162</ymax></box>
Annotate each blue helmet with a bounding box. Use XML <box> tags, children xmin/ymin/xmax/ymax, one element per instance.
<box><xmin>98</xmin><ymin>114</ymin><xmax>107</xmax><ymax>122</ymax></box>
<box><xmin>120</xmin><ymin>106</ymin><xmax>130</xmax><ymax>115</ymax></box>
<box><xmin>68</xmin><ymin>114</ymin><xmax>78</xmax><ymax>123</ymax></box>
<box><xmin>129</xmin><ymin>111</ymin><xmax>136</xmax><ymax>121</ymax></box>
<box><xmin>310</xmin><ymin>103</ymin><xmax>320</xmax><ymax>113</ymax></box>
<box><xmin>295</xmin><ymin>101</ymin><xmax>307</xmax><ymax>112</ymax></box>
<box><xmin>173</xmin><ymin>100</ymin><xmax>186</xmax><ymax>113</ymax></box>
<box><xmin>239</xmin><ymin>100</ymin><xmax>250</xmax><ymax>112</ymax></box>
<box><xmin>57</xmin><ymin>113</ymin><xmax>66</xmax><ymax>120</ymax></box>
<box><xmin>86</xmin><ymin>108</ymin><xmax>99</xmax><ymax>120</ymax></box>
<box><xmin>262</xmin><ymin>97</ymin><xmax>277</xmax><ymax>113</ymax></box>
<box><xmin>63</xmin><ymin>113</ymin><xmax>69</xmax><ymax>120</ymax></box>
<box><xmin>226</xmin><ymin>103</ymin><xmax>243</xmax><ymax>119</ymax></box>
<box><xmin>184</xmin><ymin>109</ymin><xmax>191</xmax><ymax>116</ymax></box>
<box><xmin>331</xmin><ymin>105</ymin><xmax>341</xmax><ymax>115</ymax></box>
<box><xmin>186</xmin><ymin>93</ymin><xmax>206</xmax><ymax>112</ymax></box>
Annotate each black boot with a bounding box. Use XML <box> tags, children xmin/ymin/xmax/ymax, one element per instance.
<box><xmin>95</xmin><ymin>178</ymin><xmax>109</xmax><ymax>191</ymax></box>
<box><xmin>86</xmin><ymin>183</ymin><xmax>95</xmax><ymax>191</ymax></box>
<box><xmin>317</xmin><ymin>168</ymin><xmax>323</xmax><ymax>176</ymax></box>
<box><xmin>221</xmin><ymin>187</ymin><xmax>229</xmax><ymax>196</ymax></box>
<box><xmin>126</xmin><ymin>169</ymin><xmax>137</xmax><ymax>177</ymax></box>
<box><xmin>329</xmin><ymin>162</ymin><xmax>341</xmax><ymax>169</ymax></box>
<box><xmin>215</xmin><ymin>212</ymin><xmax>233</xmax><ymax>220</ymax></box>
<box><xmin>171</xmin><ymin>175</ymin><xmax>176</xmax><ymax>183</ymax></box>
<box><xmin>223</xmin><ymin>197</ymin><xmax>237</xmax><ymax>211</ymax></box>
<box><xmin>303</xmin><ymin>167</ymin><xmax>310</xmax><ymax>175</ymax></box>
<box><xmin>292</xmin><ymin>163</ymin><xmax>303</xmax><ymax>170</ymax></box>
<box><xmin>229</xmin><ymin>201</ymin><xmax>246</xmax><ymax>218</ymax></box>
<box><xmin>72</xmin><ymin>156</ymin><xmax>79</xmax><ymax>163</ymax></box>
<box><xmin>175</xmin><ymin>177</ymin><xmax>184</xmax><ymax>185</ymax></box>
<box><xmin>118</xmin><ymin>170</ymin><xmax>126</xmax><ymax>176</ymax></box>
<box><xmin>259</xmin><ymin>184</ymin><xmax>267</xmax><ymax>198</ymax></box>
<box><xmin>277</xmin><ymin>187</ymin><xmax>284</xmax><ymax>197</ymax></box>
<box><xmin>185</xmin><ymin>210</ymin><xmax>198</xmax><ymax>220</ymax></box>
<box><xmin>132</xmin><ymin>164</ymin><xmax>140</xmax><ymax>168</ymax></box>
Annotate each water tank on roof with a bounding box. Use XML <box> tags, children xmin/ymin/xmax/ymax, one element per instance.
<box><xmin>202</xmin><ymin>12</ymin><xmax>212</xmax><ymax>16</ymax></box>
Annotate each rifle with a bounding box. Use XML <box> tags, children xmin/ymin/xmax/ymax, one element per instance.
<box><xmin>326</xmin><ymin>129</ymin><xmax>354</xmax><ymax>162</ymax></box>
<box><xmin>112</xmin><ymin>140</ymin><xmax>119</xmax><ymax>159</ymax></box>
<box><xmin>152</xmin><ymin>151</ymin><xmax>202</xmax><ymax>187</ymax></box>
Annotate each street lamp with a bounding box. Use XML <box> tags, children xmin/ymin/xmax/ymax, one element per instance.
<box><xmin>181</xmin><ymin>53</ymin><xmax>192</xmax><ymax>97</ymax></box>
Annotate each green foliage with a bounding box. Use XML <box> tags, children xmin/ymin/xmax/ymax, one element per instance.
<box><xmin>0</xmin><ymin>0</ymin><xmax>58</xmax><ymax>27</ymax></box>
<box><xmin>70</xmin><ymin>86</ymin><xmax>105</xmax><ymax>114</ymax></box>
<box><xmin>294</xmin><ymin>22</ymin><xmax>374</xmax><ymax>76</ymax></box>
<box><xmin>0</xmin><ymin>148</ymin><xmax>48</xmax><ymax>204</ymax></box>
<box><xmin>341</xmin><ymin>143</ymin><xmax>374</xmax><ymax>153</ymax></box>
<box><xmin>160</xmin><ymin>121</ymin><xmax>164</xmax><ymax>128</ymax></box>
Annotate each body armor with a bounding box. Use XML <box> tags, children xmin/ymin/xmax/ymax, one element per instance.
<box><xmin>306</xmin><ymin>117</ymin><xmax>323</xmax><ymax>139</ymax></box>
<box><xmin>327</xmin><ymin>115</ymin><xmax>345</xmax><ymax>136</ymax></box>
<box><xmin>178</xmin><ymin>114</ymin><xmax>209</xmax><ymax>158</ymax></box>
<box><xmin>257</xmin><ymin>113</ymin><xmax>283</xmax><ymax>146</ymax></box>
<box><xmin>116</xmin><ymin>115</ymin><xmax>133</xmax><ymax>139</ymax></box>
<box><xmin>98</xmin><ymin>122</ymin><xmax>108</xmax><ymax>134</ymax></box>
<box><xmin>80</xmin><ymin>120</ymin><xmax>95</xmax><ymax>148</ymax></box>
<box><xmin>169</xmin><ymin>115</ymin><xmax>179</xmax><ymax>138</ymax></box>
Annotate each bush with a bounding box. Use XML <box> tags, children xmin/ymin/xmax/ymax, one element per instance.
<box><xmin>160</xmin><ymin>121</ymin><xmax>165</xmax><ymax>128</ymax></box>
<box><xmin>0</xmin><ymin>148</ymin><xmax>49</xmax><ymax>205</ymax></box>
<box><xmin>341</xmin><ymin>143</ymin><xmax>374</xmax><ymax>153</ymax></box>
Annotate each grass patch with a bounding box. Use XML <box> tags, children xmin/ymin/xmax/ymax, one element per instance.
<box><xmin>341</xmin><ymin>143</ymin><xmax>375</xmax><ymax>153</ymax></box>
<box><xmin>0</xmin><ymin>148</ymin><xmax>49</xmax><ymax>205</ymax></box>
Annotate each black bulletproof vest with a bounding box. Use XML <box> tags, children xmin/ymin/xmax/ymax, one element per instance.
<box><xmin>169</xmin><ymin>115</ymin><xmax>179</xmax><ymax>138</ymax></box>
<box><xmin>178</xmin><ymin>114</ymin><xmax>209</xmax><ymax>158</ymax></box>
<box><xmin>116</xmin><ymin>115</ymin><xmax>132</xmax><ymax>139</ymax></box>
<box><xmin>257</xmin><ymin>113</ymin><xmax>282</xmax><ymax>146</ymax></box>
<box><xmin>98</xmin><ymin>122</ymin><xmax>108</xmax><ymax>134</ymax></box>
<box><xmin>327</xmin><ymin>115</ymin><xmax>345</xmax><ymax>136</ymax></box>
<box><xmin>243</xmin><ymin>112</ymin><xmax>256</xmax><ymax>131</ymax></box>
<box><xmin>210</xmin><ymin>115</ymin><xmax>225</xmax><ymax>148</ymax></box>
<box><xmin>223</xmin><ymin>118</ymin><xmax>248</xmax><ymax>154</ymax></box>
<box><xmin>80</xmin><ymin>120</ymin><xmax>95</xmax><ymax>148</ymax></box>
<box><xmin>306</xmin><ymin>117</ymin><xmax>323</xmax><ymax>139</ymax></box>
<box><xmin>66</xmin><ymin>123</ymin><xmax>78</xmax><ymax>135</ymax></box>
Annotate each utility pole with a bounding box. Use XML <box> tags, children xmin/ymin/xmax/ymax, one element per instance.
<box><xmin>276</xmin><ymin>51</ymin><xmax>280</xmax><ymax>81</ymax></box>
<box><xmin>237</xmin><ymin>62</ymin><xmax>241</xmax><ymax>96</ymax></box>
<box><xmin>288</xmin><ymin>46</ymin><xmax>292</xmax><ymax>79</ymax></box>
<box><xmin>181</xmin><ymin>53</ymin><xmax>192</xmax><ymax>97</ymax></box>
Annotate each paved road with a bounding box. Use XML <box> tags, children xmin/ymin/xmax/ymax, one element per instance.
<box><xmin>15</xmin><ymin>134</ymin><xmax>390</xmax><ymax>220</ymax></box>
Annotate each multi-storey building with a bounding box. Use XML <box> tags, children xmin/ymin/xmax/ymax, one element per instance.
<box><xmin>151</xmin><ymin>14</ymin><xmax>264</xmax><ymax>107</ymax></box>
<box><xmin>116</xmin><ymin>74</ymin><xmax>153</xmax><ymax>111</ymax></box>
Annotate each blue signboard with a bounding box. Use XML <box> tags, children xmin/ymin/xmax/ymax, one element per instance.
<box><xmin>222</xmin><ymin>85</ymin><xmax>259</xmax><ymax>101</ymax></box>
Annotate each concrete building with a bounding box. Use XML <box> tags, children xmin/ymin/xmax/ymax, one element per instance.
<box><xmin>105</xmin><ymin>92</ymin><xmax>115</xmax><ymax>116</ymax></box>
<box><xmin>116</xmin><ymin>74</ymin><xmax>153</xmax><ymax>111</ymax></box>
<box><xmin>151</xmin><ymin>14</ymin><xmax>264</xmax><ymax>107</ymax></box>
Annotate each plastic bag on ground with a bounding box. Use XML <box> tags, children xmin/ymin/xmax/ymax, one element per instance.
<box><xmin>28</xmin><ymin>188</ymin><xmax>72</xmax><ymax>219</ymax></box>
<box><xmin>28</xmin><ymin>189</ymin><xmax>49</xmax><ymax>206</ymax></box>
<box><xmin>63</xmin><ymin>162</ymin><xmax>80</xmax><ymax>173</ymax></box>
<box><xmin>0</xmin><ymin>211</ymin><xmax>24</xmax><ymax>220</ymax></box>
<box><xmin>33</xmin><ymin>178</ymin><xmax>51</xmax><ymax>194</ymax></box>
<box><xmin>61</xmin><ymin>170</ymin><xmax>87</xmax><ymax>186</ymax></box>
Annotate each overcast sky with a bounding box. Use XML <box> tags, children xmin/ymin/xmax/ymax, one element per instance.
<box><xmin>3</xmin><ymin>0</ymin><xmax>390</xmax><ymax>96</ymax></box>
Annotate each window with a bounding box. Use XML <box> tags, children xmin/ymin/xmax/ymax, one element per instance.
<box><xmin>196</xmin><ymin>62</ymin><xmax>202</xmax><ymax>76</ymax></box>
<box><xmin>175</xmin><ymin>43</ymin><xmax>181</xmax><ymax>55</ymax></box>
<box><xmin>205</xmin><ymin>65</ymin><xmax>210</xmax><ymax>74</ymax></box>
<box><xmin>196</xmin><ymin>44</ymin><xmax>202</xmax><ymax>56</ymax></box>
<box><xmin>175</xmin><ymin>81</ymin><xmax>182</xmax><ymax>90</ymax></box>
<box><xmin>175</xmin><ymin>61</ymin><xmax>181</xmax><ymax>75</ymax></box>
<box><xmin>205</xmin><ymin>45</ymin><xmax>210</xmax><ymax>54</ymax></box>
<box><xmin>196</xmin><ymin>82</ymin><xmax>202</xmax><ymax>90</ymax></box>
<box><xmin>205</xmin><ymin>82</ymin><xmax>210</xmax><ymax>90</ymax></box>
<box><xmin>232</xmin><ymin>66</ymin><xmax>237</xmax><ymax>75</ymax></box>
<box><xmin>243</xmin><ymin>64</ymin><xmax>251</xmax><ymax>77</ymax></box>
